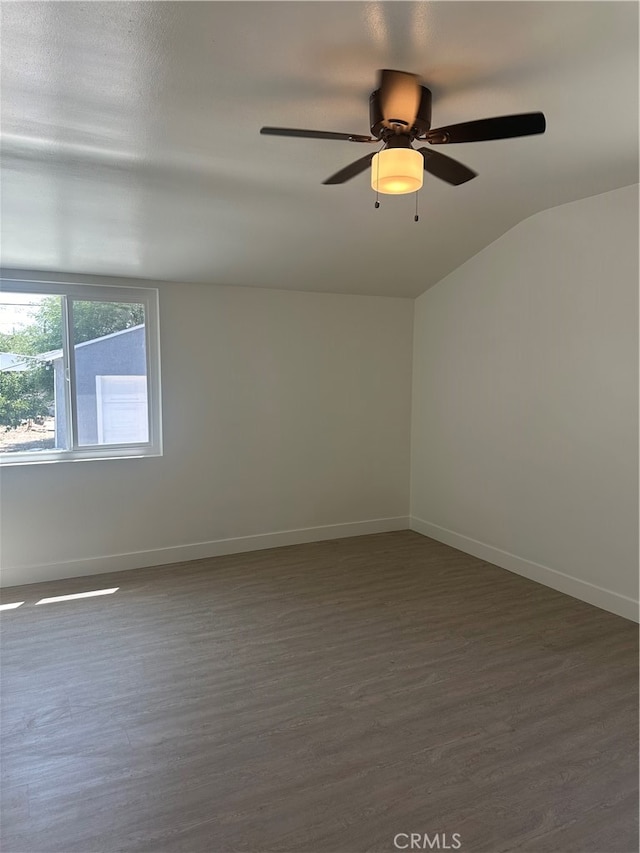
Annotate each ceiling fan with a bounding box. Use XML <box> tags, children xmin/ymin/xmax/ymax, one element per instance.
<box><xmin>260</xmin><ymin>69</ymin><xmax>546</xmax><ymax>195</ymax></box>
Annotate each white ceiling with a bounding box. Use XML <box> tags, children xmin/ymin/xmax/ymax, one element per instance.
<box><xmin>1</xmin><ymin>1</ymin><xmax>638</xmax><ymax>297</ymax></box>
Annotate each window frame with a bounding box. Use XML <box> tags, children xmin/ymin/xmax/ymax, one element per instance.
<box><xmin>0</xmin><ymin>278</ymin><xmax>162</xmax><ymax>466</ymax></box>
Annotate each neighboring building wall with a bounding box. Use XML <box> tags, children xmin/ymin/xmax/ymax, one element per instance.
<box><xmin>53</xmin><ymin>326</ymin><xmax>146</xmax><ymax>447</ymax></box>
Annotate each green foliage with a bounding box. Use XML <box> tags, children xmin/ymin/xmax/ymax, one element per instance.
<box><xmin>0</xmin><ymin>296</ymin><xmax>144</xmax><ymax>430</ymax></box>
<box><xmin>0</xmin><ymin>297</ymin><xmax>62</xmax><ymax>358</ymax></box>
<box><xmin>0</xmin><ymin>369</ymin><xmax>50</xmax><ymax>429</ymax></box>
<box><xmin>2</xmin><ymin>297</ymin><xmax>144</xmax><ymax>354</ymax></box>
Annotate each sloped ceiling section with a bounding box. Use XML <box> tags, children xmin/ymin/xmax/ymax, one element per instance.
<box><xmin>1</xmin><ymin>1</ymin><xmax>638</xmax><ymax>297</ymax></box>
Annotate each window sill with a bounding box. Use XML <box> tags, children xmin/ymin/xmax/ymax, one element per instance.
<box><xmin>0</xmin><ymin>445</ymin><xmax>162</xmax><ymax>466</ymax></box>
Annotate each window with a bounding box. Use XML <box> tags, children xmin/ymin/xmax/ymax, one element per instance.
<box><xmin>0</xmin><ymin>280</ymin><xmax>161</xmax><ymax>464</ymax></box>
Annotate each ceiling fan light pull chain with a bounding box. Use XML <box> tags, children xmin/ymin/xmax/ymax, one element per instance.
<box><xmin>414</xmin><ymin>192</ymin><xmax>419</xmax><ymax>222</ymax></box>
<box><xmin>374</xmin><ymin>154</ymin><xmax>381</xmax><ymax>208</ymax></box>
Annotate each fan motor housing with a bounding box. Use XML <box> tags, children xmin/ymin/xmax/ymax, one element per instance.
<box><xmin>369</xmin><ymin>86</ymin><xmax>432</xmax><ymax>139</ymax></box>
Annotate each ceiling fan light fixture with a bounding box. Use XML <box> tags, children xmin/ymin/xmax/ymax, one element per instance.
<box><xmin>371</xmin><ymin>148</ymin><xmax>423</xmax><ymax>195</ymax></box>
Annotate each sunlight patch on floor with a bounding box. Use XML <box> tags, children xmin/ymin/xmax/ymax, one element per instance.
<box><xmin>35</xmin><ymin>588</ymin><xmax>119</xmax><ymax>605</ymax></box>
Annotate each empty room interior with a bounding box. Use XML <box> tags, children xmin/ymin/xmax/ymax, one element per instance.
<box><xmin>0</xmin><ymin>2</ymin><xmax>638</xmax><ymax>852</ymax></box>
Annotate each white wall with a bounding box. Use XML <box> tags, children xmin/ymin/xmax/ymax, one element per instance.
<box><xmin>3</xmin><ymin>186</ymin><xmax>637</xmax><ymax>622</ymax></box>
<box><xmin>0</xmin><ymin>278</ymin><xmax>413</xmax><ymax>585</ymax></box>
<box><xmin>411</xmin><ymin>185</ymin><xmax>639</xmax><ymax>620</ymax></box>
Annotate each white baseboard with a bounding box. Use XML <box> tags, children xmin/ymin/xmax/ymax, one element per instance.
<box><xmin>0</xmin><ymin>516</ymin><xmax>410</xmax><ymax>588</ymax></box>
<box><xmin>410</xmin><ymin>516</ymin><xmax>639</xmax><ymax>623</ymax></box>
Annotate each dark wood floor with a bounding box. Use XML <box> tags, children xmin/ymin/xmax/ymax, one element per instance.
<box><xmin>1</xmin><ymin>531</ymin><xmax>637</xmax><ymax>853</ymax></box>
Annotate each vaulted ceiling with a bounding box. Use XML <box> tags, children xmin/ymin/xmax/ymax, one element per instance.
<box><xmin>1</xmin><ymin>1</ymin><xmax>638</xmax><ymax>297</ymax></box>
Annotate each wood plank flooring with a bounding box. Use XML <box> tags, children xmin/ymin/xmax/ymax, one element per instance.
<box><xmin>1</xmin><ymin>531</ymin><xmax>637</xmax><ymax>853</ymax></box>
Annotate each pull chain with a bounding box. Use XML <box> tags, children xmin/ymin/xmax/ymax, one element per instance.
<box><xmin>374</xmin><ymin>151</ymin><xmax>380</xmax><ymax>208</ymax></box>
<box><xmin>414</xmin><ymin>192</ymin><xmax>419</xmax><ymax>222</ymax></box>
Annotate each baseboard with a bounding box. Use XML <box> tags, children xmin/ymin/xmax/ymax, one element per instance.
<box><xmin>410</xmin><ymin>517</ymin><xmax>639</xmax><ymax>623</ymax></box>
<box><xmin>0</xmin><ymin>516</ymin><xmax>410</xmax><ymax>588</ymax></box>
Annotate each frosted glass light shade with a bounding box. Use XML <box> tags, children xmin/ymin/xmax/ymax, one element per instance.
<box><xmin>371</xmin><ymin>148</ymin><xmax>424</xmax><ymax>195</ymax></box>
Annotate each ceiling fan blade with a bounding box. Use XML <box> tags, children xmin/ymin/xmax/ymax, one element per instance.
<box><xmin>260</xmin><ymin>127</ymin><xmax>375</xmax><ymax>142</ymax></box>
<box><xmin>378</xmin><ymin>69</ymin><xmax>420</xmax><ymax>127</ymax></box>
<box><xmin>427</xmin><ymin>112</ymin><xmax>546</xmax><ymax>144</ymax></box>
<box><xmin>418</xmin><ymin>148</ymin><xmax>477</xmax><ymax>186</ymax></box>
<box><xmin>322</xmin><ymin>153</ymin><xmax>376</xmax><ymax>185</ymax></box>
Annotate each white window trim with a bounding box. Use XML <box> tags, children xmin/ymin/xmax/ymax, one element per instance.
<box><xmin>0</xmin><ymin>278</ymin><xmax>162</xmax><ymax>466</ymax></box>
